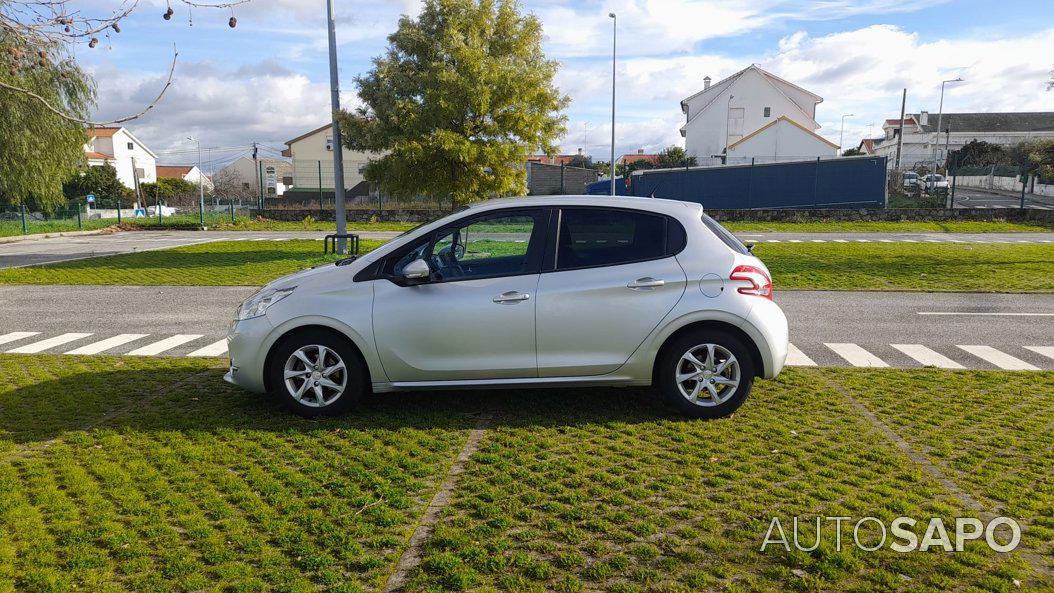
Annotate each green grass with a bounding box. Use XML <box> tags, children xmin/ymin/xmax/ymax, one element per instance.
<box><xmin>724</xmin><ymin>219</ymin><xmax>1053</xmax><ymax>233</ymax></box>
<box><xmin>757</xmin><ymin>242</ymin><xmax>1054</xmax><ymax>292</ymax></box>
<box><xmin>1</xmin><ymin>356</ymin><xmax>1050</xmax><ymax>592</ymax></box>
<box><xmin>2</xmin><ymin>239</ymin><xmax>1051</xmax><ymax>292</ymax></box>
<box><xmin>0</xmin><ymin>217</ymin><xmax>117</xmax><ymax>238</ymax></box>
<box><xmin>0</xmin><ymin>239</ymin><xmax>384</xmax><ymax>286</ymax></box>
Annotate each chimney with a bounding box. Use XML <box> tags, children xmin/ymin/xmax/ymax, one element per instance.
<box><xmin>577</xmin><ymin>147</ymin><xmax>583</xmax><ymax>155</ymax></box>
<box><xmin>703</xmin><ymin>76</ymin><xmax>711</xmax><ymax>90</ymax></box>
<box><xmin>919</xmin><ymin>111</ymin><xmax>929</xmax><ymax>126</ymax></box>
<box><xmin>637</xmin><ymin>148</ymin><xmax>644</xmax><ymax>154</ymax></box>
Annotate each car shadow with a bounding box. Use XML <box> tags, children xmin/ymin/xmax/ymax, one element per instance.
<box><xmin>0</xmin><ymin>367</ymin><xmax>681</xmax><ymax>445</ymax></box>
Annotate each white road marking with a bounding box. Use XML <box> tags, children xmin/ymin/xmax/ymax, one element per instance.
<box><xmin>788</xmin><ymin>239</ymin><xmax>802</xmax><ymax>243</ymax></box>
<box><xmin>956</xmin><ymin>345</ymin><xmax>1039</xmax><ymax>371</ymax></box>
<box><xmin>65</xmin><ymin>333</ymin><xmax>149</xmax><ymax>355</ymax></box>
<box><xmin>879</xmin><ymin>239</ymin><xmax>893</xmax><ymax>243</ymax></box>
<box><xmin>824</xmin><ymin>343</ymin><xmax>889</xmax><ymax>367</ymax></box>
<box><xmin>766</xmin><ymin>239</ymin><xmax>781</xmax><ymax>243</ymax></box>
<box><xmin>1023</xmin><ymin>346</ymin><xmax>1054</xmax><ymax>361</ymax></box>
<box><xmin>917</xmin><ymin>311</ymin><xmax>1054</xmax><ymax>317</ymax></box>
<box><xmin>0</xmin><ymin>331</ymin><xmax>40</xmax><ymax>346</ymax></box>
<box><xmin>7</xmin><ymin>332</ymin><xmax>92</xmax><ymax>353</ymax></box>
<box><xmin>810</xmin><ymin>239</ymin><xmax>826</xmax><ymax>243</ymax></box>
<box><xmin>186</xmin><ymin>339</ymin><xmax>229</xmax><ymax>357</ymax></box>
<box><xmin>786</xmin><ymin>343</ymin><xmax>817</xmax><ymax>366</ymax></box>
<box><xmin>833</xmin><ymin>239</ymin><xmax>848</xmax><ymax>243</ymax></box>
<box><xmin>855</xmin><ymin>239</ymin><xmax>871</xmax><ymax>242</ymax></box>
<box><xmin>902</xmin><ymin>239</ymin><xmax>918</xmax><ymax>243</ymax></box>
<box><xmin>891</xmin><ymin>344</ymin><xmax>965</xmax><ymax>369</ymax></box>
<box><xmin>126</xmin><ymin>334</ymin><xmax>203</xmax><ymax>356</ymax></box>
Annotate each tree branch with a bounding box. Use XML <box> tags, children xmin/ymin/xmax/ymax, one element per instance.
<box><xmin>0</xmin><ymin>46</ymin><xmax>178</xmax><ymax>126</ymax></box>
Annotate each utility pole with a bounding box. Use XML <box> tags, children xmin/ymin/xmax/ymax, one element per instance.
<box><xmin>934</xmin><ymin>77</ymin><xmax>963</xmax><ymax>172</ymax></box>
<box><xmin>894</xmin><ymin>89</ymin><xmax>906</xmax><ymax>170</ymax></box>
<box><xmin>608</xmin><ymin>12</ymin><xmax>616</xmax><ymax>196</ymax></box>
<box><xmin>251</xmin><ymin>141</ymin><xmax>259</xmax><ymax>204</ymax></box>
<box><xmin>188</xmin><ymin>136</ymin><xmax>204</xmax><ymax>229</ymax></box>
<box><xmin>327</xmin><ymin>0</ymin><xmax>348</xmax><ymax>253</ymax></box>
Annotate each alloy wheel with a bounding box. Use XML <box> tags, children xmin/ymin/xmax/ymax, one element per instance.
<box><xmin>675</xmin><ymin>343</ymin><xmax>740</xmax><ymax>407</ymax></box>
<box><xmin>283</xmin><ymin>344</ymin><xmax>348</xmax><ymax>408</ymax></box>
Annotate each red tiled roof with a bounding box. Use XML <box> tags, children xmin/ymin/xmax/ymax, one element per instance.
<box><xmin>86</xmin><ymin>127</ymin><xmax>121</xmax><ymax>138</ymax></box>
<box><xmin>619</xmin><ymin>153</ymin><xmax>659</xmax><ymax>165</ymax></box>
<box><xmin>85</xmin><ymin>151</ymin><xmax>112</xmax><ymax>160</ymax></box>
<box><xmin>157</xmin><ymin>165</ymin><xmax>195</xmax><ymax>178</ymax></box>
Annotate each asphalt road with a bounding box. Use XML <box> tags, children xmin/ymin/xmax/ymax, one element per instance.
<box><xmin>3</xmin><ymin>229</ymin><xmax>1052</xmax><ymax>269</ymax></box>
<box><xmin>0</xmin><ymin>284</ymin><xmax>1051</xmax><ymax>369</ymax></box>
<box><xmin>952</xmin><ymin>186</ymin><xmax>1054</xmax><ymax>210</ymax></box>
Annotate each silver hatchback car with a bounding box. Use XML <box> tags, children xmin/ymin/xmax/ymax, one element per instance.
<box><xmin>225</xmin><ymin>196</ymin><xmax>788</xmax><ymax>418</ymax></box>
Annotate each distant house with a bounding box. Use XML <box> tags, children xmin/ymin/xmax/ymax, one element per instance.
<box><xmin>214</xmin><ymin>157</ymin><xmax>292</xmax><ymax>197</ymax></box>
<box><xmin>619</xmin><ymin>149</ymin><xmax>660</xmax><ymax>166</ymax></box>
<box><xmin>859</xmin><ymin>111</ymin><xmax>1054</xmax><ymax>169</ymax></box>
<box><xmin>528</xmin><ymin>148</ymin><xmax>588</xmax><ymax>166</ymax></box>
<box><xmin>283</xmin><ymin>124</ymin><xmax>376</xmax><ymax>196</ymax></box>
<box><xmin>84</xmin><ymin>126</ymin><xmax>157</xmax><ymax>188</ymax></box>
<box><xmin>156</xmin><ymin>165</ymin><xmax>214</xmax><ymax>193</ymax></box>
<box><xmin>680</xmin><ymin>64</ymin><xmax>825</xmax><ymax>163</ymax></box>
<box><xmin>725</xmin><ymin>116</ymin><xmax>838</xmax><ymax>163</ymax></box>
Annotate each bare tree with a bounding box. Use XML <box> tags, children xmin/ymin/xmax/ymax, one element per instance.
<box><xmin>0</xmin><ymin>0</ymin><xmax>250</xmax><ymax>124</ymax></box>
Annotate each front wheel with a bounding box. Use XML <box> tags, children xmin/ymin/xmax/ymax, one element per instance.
<box><xmin>655</xmin><ymin>330</ymin><xmax>755</xmax><ymax>419</ymax></box>
<box><xmin>268</xmin><ymin>329</ymin><xmax>366</xmax><ymax>417</ymax></box>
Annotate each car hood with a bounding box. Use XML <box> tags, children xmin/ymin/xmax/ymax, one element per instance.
<box><xmin>263</xmin><ymin>257</ymin><xmax>366</xmax><ymax>292</ymax></box>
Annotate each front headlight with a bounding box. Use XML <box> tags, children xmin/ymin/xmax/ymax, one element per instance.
<box><xmin>237</xmin><ymin>287</ymin><xmax>295</xmax><ymax>320</ymax></box>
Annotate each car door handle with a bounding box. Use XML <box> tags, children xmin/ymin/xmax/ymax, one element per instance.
<box><xmin>627</xmin><ymin>277</ymin><xmax>665</xmax><ymax>290</ymax></box>
<box><xmin>493</xmin><ymin>291</ymin><xmax>531</xmax><ymax>304</ymax></box>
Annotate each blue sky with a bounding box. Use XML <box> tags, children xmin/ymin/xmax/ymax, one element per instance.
<box><xmin>79</xmin><ymin>0</ymin><xmax>1054</xmax><ymax>170</ymax></box>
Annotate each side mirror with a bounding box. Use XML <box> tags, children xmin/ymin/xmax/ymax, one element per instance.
<box><xmin>400</xmin><ymin>258</ymin><xmax>432</xmax><ymax>283</ymax></box>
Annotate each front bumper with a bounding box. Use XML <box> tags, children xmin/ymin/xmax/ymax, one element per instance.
<box><xmin>225</xmin><ymin>315</ymin><xmax>274</xmax><ymax>393</ymax></box>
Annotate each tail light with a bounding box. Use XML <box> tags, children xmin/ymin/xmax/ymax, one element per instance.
<box><xmin>730</xmin><ymin>265</ymin><xmax>772</xmax><ymax>300</ymax></box>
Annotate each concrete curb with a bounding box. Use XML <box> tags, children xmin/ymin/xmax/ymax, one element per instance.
<box><xmin>0</xmin><ymin>228</ymin><xmax>113</xmax><ymax>245</ymax></box>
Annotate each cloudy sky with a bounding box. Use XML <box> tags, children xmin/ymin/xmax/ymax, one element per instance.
<box><xmin>78</xmin><ymin>0</ymin><xmax>1054</xmax><ymax>170</ymax></box>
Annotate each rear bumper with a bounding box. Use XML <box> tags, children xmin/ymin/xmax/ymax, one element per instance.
<box><xmin>742</xmin><ymin>298</ymin><xmax>788</xmax><ymax>379</ymax></box>
<box><xmin>225</xmin><ymin>315</ymin><xmax>273</xmax><ymax>393</ymax></box>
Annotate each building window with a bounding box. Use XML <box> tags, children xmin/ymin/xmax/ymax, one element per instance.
<box><xmin>763</xmin><ymin>107</ymin><xmax>771</xmax><ymax>118</ymax></box>
<box><xmin>282</xmin><ymin>176</ymin><xmax>293</xmax><ymax>186</ymax></box>
<box><xmin>135</xmin><ymin>168</ymin><xmax>145</xmax><ymax>179</ymax></box>
<box><xmin>127</xmin><ymin>142</ymin><xmax>134</xmax><ymax>150</ymax></box>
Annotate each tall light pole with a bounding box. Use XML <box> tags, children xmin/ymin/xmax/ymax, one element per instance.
<box><xmin>608</xmin><ymin>12</ymin><xmax>616</xmax><ymax>196</ymax></box>
<box><xmin>187</xmin><ymin>136</ymin><xmax>204</xmax><ymax>229</ymax></box>
<box><xmin>934</xmin><ymin>77</ymin><xmax>963</xmax><ymax>171</ymax></box>
<box><xmin>326</xmin><ymin>0</ymin><xmax>348</xmax><ymax>253</ymax></box>
<box><xmin>838</xmin><ymin>113</ymin><xmax>854</xmax><ymax>155</ymax></box>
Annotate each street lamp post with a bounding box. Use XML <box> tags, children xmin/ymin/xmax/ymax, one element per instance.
<box><xmin>839</xmin><ymin>113</ymin><xmax>854</xmax><ymax>155</ymax></box>
<box><xmin>326</xmin><ymin>0</ymin><xmax>348</xmax><ymax>253</ymax></box>
<box><xmin>608</xmin><ymin>12</ymin><xmax>616</xmax><ymax>196</ymax></box>
<box><xmin>934</xmin><ymin>77</ymin><xmax>963</xmax><ymax>171</ymax></box>
<box><xmin>187</xmin><ymin>136</ymin><xmax>204</xmax><ymax>229</ymax></box>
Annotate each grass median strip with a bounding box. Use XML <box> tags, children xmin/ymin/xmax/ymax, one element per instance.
<box><xmin>1</xmin><ymin>238</ymin><xmax>1051</xmax><ymax>292</ymax></box>
<box><xmin>0</xmin><ymin>355</ymin><xmax>1050</xmax><ymax>591</ymax></box>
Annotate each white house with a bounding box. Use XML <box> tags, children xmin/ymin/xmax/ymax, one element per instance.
<box><xmin>725</xmin><ymin>116</ymin><xmax>838</xmax><ymax>164</ymax></box>
<box><xmin>283</xmin><ymin>124</ymin><xmax>376</xmax><ymax>196</ymax></box>
<box><xmin>156</xmin><ymin>165</ymin><xmax>214</xmax><ymax>193</ymax></box>
<box><xmin>680</xmin><ymin>64</ymin><xmax>825</xmax><ymax>163</ymax></box>
<box><xmin>859</xmin><ymin>111</ymin><xmax>1054</xmax><ymax>170</ymax></box>
<box><xmin>214</xmin><ymin>157</ymin><xmax>292</xmax><ymax>197</ymax></box>
<box><xmin>84</xmin><ymin>127</ymin><xmax>157</xmax><ymax>188</ymax></box>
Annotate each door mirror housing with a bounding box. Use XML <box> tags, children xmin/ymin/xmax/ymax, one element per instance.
<box><xmin>399</xmin><ymin>258</ymin><xmax>432</xmax><ymax>284</ymax></box>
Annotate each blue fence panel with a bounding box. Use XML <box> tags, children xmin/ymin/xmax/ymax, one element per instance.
<box><xmin>627</xmin><ymin>156</ymin><xmax>887</xmax><ymax>209</ymax></box>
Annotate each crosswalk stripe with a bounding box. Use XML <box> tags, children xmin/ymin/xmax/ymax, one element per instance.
<box><xmin>956</xmin><ymin>345</ymin><xmax>1039</xmax><ymax>371</ymax></box>
<box><xmin>1023</xmin><ymin>346</ymin><xmax>1054</xmax><ymax>362</ymax></box>
<box><xmin>786</xmin><ymin>343</ymin><xmax>816</xmax><ymax>366</ymax></box>
<box><xmin>824</xmin><ymin>343</ymin><xmax>889</xmax><ymax>367</ymax></box>
<box><xmin>0</xmin><ymin>331</ymin><xmax>40</xmax><ymax>346</ymax></box>
<box><xmin>126</xmin><ymin>334</ymin><xmax>203</xmax><ymax>356</ymax></box>
<box><xmin>65</xmin><ymin>334</ymin><xmax>149</xmax><ymax>355</ymax></box>
<box><xmin>891</xmin><ymin>344</ymin><xmax>965</xmax><ymax>369</ymax></box>
<box><xmin>7</xmin><ymin>333</ymin><xmax>93</xmax><ymax>353</ymax></box>
<box><xmin>186</xmin><ymin>339</ymin><xmax>228</xmax><ymax>357</ymax></box>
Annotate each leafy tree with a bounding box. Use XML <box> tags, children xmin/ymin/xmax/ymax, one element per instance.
<box><xmin>0</xmin><ymin>33</ymin><xmax>94</xmax><ymax>211</ymax></box>
<box><xmin>841</xmin><ymin>147</ymin><xmax>864</xmax><ymax>157</ymax></box>
<box><xmin>565</xmin><ymin>154</ymin><xmax>592</xmax><ymax>169</ymax></box>
<box><xmin>337</xmin><ymin>0</ymin><xmax>568</xmax><ymax>206</ymax></box>
<box><xmin>655</xmin><ymin>146</ymin><xmax>697</xmax><ymax>168</ymax></box>
<box><xmin>947</xmin><ymin>140</ymin><xmax>1007</xmax><ymax>169</ymax></box>
<box><xmin>139</xmin><ymin>178</ymin><xmax>197</xmax><ymax>208</ymax></box>
<box><xmin>1007</xmin><ymin>139</ymin><xmax>1054</xmax><ymax>181</ymax></box>
<box><xmin>62</xmin><ymin>164</ymin><xmax>128</xmax><ymax>208</ymax></box>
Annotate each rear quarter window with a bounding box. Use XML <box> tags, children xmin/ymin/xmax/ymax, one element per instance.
<box><xmin>701</xmin><ymin>214</ymin><xmax>750</xmax><ymax>255</ymax></box>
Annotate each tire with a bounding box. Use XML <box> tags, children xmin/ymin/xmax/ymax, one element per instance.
<box><xmin>267</xmin><ymin>329</ymin><xmax>366</xmax><ymax>417</ymax></box>
<box><xmin>655</xmin><ymin>329</ymin><xmax>755</xmax><ymax>419</ymax></box>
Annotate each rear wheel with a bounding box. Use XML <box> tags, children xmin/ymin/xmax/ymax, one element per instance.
<box><xmin>656</xmin><ymin>330</ymin><xmax>754</xmax><ymax>419</ymax></box>
<box><xmin>268</xmin><ymin>330</ymin><xmax>365</xmax><ymax>417</ymax></box>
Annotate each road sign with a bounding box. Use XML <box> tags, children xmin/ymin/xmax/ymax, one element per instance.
<box><xmin>86</xmin><ymin>194</ymin><xmax>95</xmax><ymax>204</ymax></box>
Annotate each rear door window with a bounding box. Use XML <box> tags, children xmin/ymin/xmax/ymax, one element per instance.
<box><xmin>556</xmin><ymin>208</ymin><xmax>667</xmax><ymax>270</ymax></box>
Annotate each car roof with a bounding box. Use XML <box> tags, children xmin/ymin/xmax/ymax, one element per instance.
<box><xmin>467</xmin><ymin>195</ymin><xmax>704</xmax><ymax>218</ymax></box>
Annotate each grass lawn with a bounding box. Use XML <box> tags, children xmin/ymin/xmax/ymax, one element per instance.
<box><xmin>722</xmin><ymin>219</ymin><xmax>1053</xmax><ymax>233</ymax></box>
<box><xmin>1</xmin><ymin>239</ymin><xmax>1052</xmax><ymax>292</ymax></box>
<box><xmin>0</xmin><ymin>355</ymin><xmax>1050</xmax><ymax>592</ymax></box>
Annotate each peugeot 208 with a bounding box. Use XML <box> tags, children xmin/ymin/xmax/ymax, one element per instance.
<box><xmin>225</xmin><ymin>196</ymin><xmax>788</xmax><ymax>418</ymax></box>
